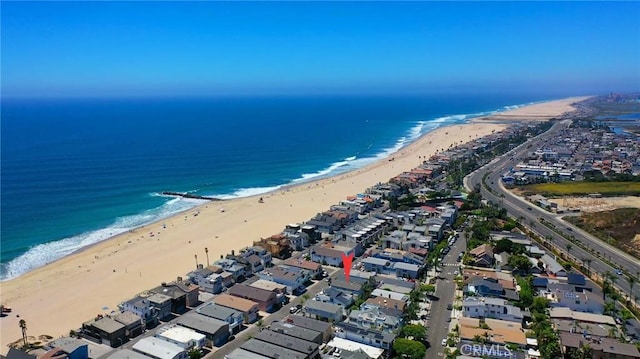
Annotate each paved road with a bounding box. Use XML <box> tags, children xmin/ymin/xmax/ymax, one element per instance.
<box><xmin>424</xmin><ymin>232</ymin><xmax>466</xmax><ymax>358</ymax></box>
<box><xmin>464</xmin><ymin>120</ymin><xmax>639</xmax><ymax>299</ymax></box>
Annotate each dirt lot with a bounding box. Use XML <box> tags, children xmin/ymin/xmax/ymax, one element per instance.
<box><xmin>548</xmin><ymin>196</ymin><xmax>640</xmax><ymax>213</ymax></box>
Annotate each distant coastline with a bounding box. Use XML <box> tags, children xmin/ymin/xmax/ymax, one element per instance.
<box><xmin>0</xmin><ymin>94</ymin><xmax>575</xmax><ymax>281</ymax></box>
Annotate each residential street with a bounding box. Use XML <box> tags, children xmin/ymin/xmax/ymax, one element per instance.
<box><xmin>424</xmin><ymin>232</ymin><xmax>467</xmax><ymax>358</ymax></box>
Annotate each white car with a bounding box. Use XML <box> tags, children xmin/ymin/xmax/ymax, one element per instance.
<box><xmin>441</xmin><ymin>339</ymin><xmax>447</xmax><ymax>346</ymax></box>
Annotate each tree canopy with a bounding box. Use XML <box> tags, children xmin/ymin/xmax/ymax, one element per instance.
<box><xmin>393</xmin><ymin>338</ymin><xmax>426</xmax><ymax>359</ymax></box>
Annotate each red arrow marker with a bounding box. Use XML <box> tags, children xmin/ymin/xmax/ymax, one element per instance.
<box><xmin>342</xmin><ymin>253</ymin><xmax>355</xmax><ymax>282</ymax></box>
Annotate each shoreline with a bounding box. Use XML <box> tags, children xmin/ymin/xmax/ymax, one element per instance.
<box><xmin>0</xmin><ymin>96</ymin><xmax>591</xmax><ymax>352</ymax></box>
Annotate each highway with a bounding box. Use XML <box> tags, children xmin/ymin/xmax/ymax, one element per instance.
<box><xmin>464</xmin><ymin>120</ymin><xmax>640</xmax><ymax>300</ymax></box>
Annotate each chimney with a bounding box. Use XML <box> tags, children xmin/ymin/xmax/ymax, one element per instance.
<box><xmin>177</xmin><ymin>276</ymin><xmax>183</xmax><ymax>282</ymax></box>
<box><xmin>161</xmin><ymin>282</ymin><xmax>167</xmax><ymax>287</ymax></box>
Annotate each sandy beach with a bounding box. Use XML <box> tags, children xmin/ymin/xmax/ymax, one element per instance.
<box><xmin>0</xmin><ymin>97</ymin><xmax>589</xmax><ymax>351</ymax></box>
<box><xmin>477</xmin><ymin>96</ymin><xmax>592</xmax><ymax>121</ymax></box>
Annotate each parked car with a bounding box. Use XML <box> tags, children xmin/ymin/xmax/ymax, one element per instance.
<box><xmin>289</xmin><ymin>307</ymin><xmax>298</xmax><ymax>314</ymax></box>
<box><xmin>441</xmin><ymin>339</ymin><xmax>447</xmax><ymax>346</ymax></box>
<box><xmin>446</xmin><ymin>304</ymin><xmax>452</xmax><ymax>310</ymax></box>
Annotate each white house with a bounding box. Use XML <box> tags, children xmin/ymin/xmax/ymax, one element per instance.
<box><xmin>462</xmin><ymin>297</ymin><xmax>524</xmax><ymax>323</ymax></box>
<box><xmin>543</xmin><ymin>288</ymin><xmax>604</xmax><ymax>314</ymax></box>
<box><xmin>155</xmin><ymin>325</ymin><xmax>206</xmax><ymax>350</ymax></box>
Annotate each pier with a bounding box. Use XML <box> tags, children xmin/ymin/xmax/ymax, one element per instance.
<box><xmin>161</xmin><ymin>191</ymin><xmax>224</xmax><ymax>201</ymax></box>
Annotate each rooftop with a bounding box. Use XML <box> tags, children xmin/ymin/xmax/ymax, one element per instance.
<box><xmin>560</xmin><ymin>332</ymin><xmax>640</xmax><ymax>357</ymax></box>
<box><xmin>240</xmin><ymin>339</ymin><xmax>305</xmax><ymax>359</ymax></box>
<box><xmin>254</xmin><ymin>330</ymin><xmax>319</xmax><ymax>355</ymax></box>
<box><xmin>176</xmin><ymin>312</ymin><xmax>229</xmax><ymax>334</ymax></box>
<box><xmin>106</xmin><ymin>349</ymin><xmax>152</xmax><ymax>359</ymax></box>
<box><xmin>229</xmin><ymin>284</ymin><xmax>277</xmax><ymax>303</ymax></box>
<box><xmin>132</xmin><ymin>337</ymin><xmax>184</xmax><ymax>359</ymax></box>
<box><xmin>156</xmin><ymin>325</ymin><xmax>206</xmax><ymax>344</ymax></box>
<box><xmin>197</xmin><ymin>302</ymin><xmax>243</xmax><ymax>320</ymax></box>
<box><xmin>214</xmin><ymin>293</ymin><xmax>259</xmax><ymax>312</ymax></box>
<box><xmin>281</xmin><ymin>315</ymin><xmax>331</xmax><ymax>333</ymax></box>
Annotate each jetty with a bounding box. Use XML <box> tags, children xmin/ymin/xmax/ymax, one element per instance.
<box><xmin>161</xmin><ymin>191</ymin><xmax>224</xmax><ymax>201</ymax></box>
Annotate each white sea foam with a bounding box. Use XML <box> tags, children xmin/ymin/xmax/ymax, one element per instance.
<box><xmin>0</xmin><ymin>196</ymin><xmax>207</xmax><ymax>281</ymax></box>
<box><xmin>214</xmin><ymin>185</ymin><xmax>283</xmax><ymax>200</ymax></box>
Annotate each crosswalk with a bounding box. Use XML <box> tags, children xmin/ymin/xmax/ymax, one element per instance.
<box><xmin>441</xmin><ymin>263</ymin><xmax>460</xmax><ymax>267</ymax></box>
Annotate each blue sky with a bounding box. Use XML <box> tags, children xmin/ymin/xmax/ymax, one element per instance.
<box><xmin>2</xmin><ymin>1</ymin><xmax>639</xmax><ymax>97</ymax></box>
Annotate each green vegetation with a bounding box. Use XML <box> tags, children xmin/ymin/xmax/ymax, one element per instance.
<box><xmin>523</xmin><ymin>182</ymin><xmax>640</xmax><ymax>196</ymax></box>
<box><xmin>399</xmin><ymin>324</ymin><xmax>427</xmax><ymax>342</ymax></box>
<box><xmin>392</xmin><ymin>338</ymin><xmax>426</xmax><ymax>359</ymax></box>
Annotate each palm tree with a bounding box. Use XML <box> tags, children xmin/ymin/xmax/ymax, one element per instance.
<box><xmin>19</xmin><ymin>319</ymin><xmax>27</xmax><ymax>348</ymax></box>
<box><xmin>566</xmin><ymin>244</ymin><xmax>573</xmax><ymax>258</ymax></box>
<box><xmin>627</xmin><ymin>275</ymin><xmax>636</xmax><ymax>302</ymax></box>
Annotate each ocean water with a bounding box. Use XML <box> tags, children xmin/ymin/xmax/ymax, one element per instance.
<box><xmin>1</xmin><ymin>93</ymin><xmax>551</xmax><ymax>280</ymax></box>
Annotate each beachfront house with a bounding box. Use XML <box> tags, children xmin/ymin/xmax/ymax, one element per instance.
<box><xmin>282</xmin><ymin>224</ymin><xmax>310</xmax><ymax>251</ymax></box>
<box><xmin>150</xmin><ymin>278</ymin><xmax>199</xmax><ymax>314</ymax></box>
<box><xmin>302</xmin><ymin>300</ymin><xmax>344</xmax><ymax>322</ymax></box>
<box><xmin>176</xmin><ymin>312</ymin><xmax>230</xmax><ymax>347</ymax></box>
<box><xmin>43</xmin><ymin>337</ymin><xmax>89</xmax><ymax>359</ymax></box>
<box><xmin>241</xmin><ymin>246</ymin><xmax>273</xmax><ymax>268</ymax></box>
<box><xmin>119</xmin><ymin>296</ymin><xmax>159</xmax><ymax>326</ymax></box>
<box><xmin>228</xmin><ymin>284</ymin><xmax>278</xmax><ymax>313</ymax></box>
<box><xmin>187</xmin><ymin>267</ymin><xmax>224</xmax><ymax>294</ymax></box>
<box><xmin>81</xmin><ymin>316</ymin><xmax>127</xmax><ymax>348</ymax></box>
<box><xmin>197</xmin><ymin>302</ymin><xmax>244</xmax><ymax>335</ymax></box>
<box><xmin>253</xmin><ymin>235</ymin><xmax>292</xmax><ymax>260</ymax></box>
<box><xmin>147</xmin><ymin>293</ymin><xmax>173</xmax><ymax>321</ymax></box>
<box><xmin>113</xmin><ymin>311</ymin><xmax>144</xmax><ymax>338</ymax></box>
<box><xmin>213</xmin><ymin>293</ymin><xmax>259</xmax><ymax>324</ymax></box>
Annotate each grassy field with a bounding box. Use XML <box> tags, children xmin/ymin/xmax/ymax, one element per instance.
<box><xmin>523</xmin><ymin>182</ymin><xmax>640</xmax><ymax>196</ymax></box>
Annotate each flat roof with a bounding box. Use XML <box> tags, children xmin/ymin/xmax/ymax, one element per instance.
<box><xmin>106</xmin><ymin>349</ymin><xmax>151</xmax><ymax>359</ymax></box>
<box><xmin>303</xmin><ymin>300</ymin><xmax>343</xmax><ymax>314</ymax></box>
<box><xmin>328</xmin><ymin>337</ymin><xmax>384</xmax><ymax>359</ymax></box>
<box><xmin>156</xmin><ymin>325</ymin><xmax>206</xmax><ymax>344</ymax></box>
<box><xmin>240</xmin><ymin>339</ymin><xmax>305</xmax><ymax>359</ymax></box>
<box><xmin>269</xmin><ymin>322</ymin><xmax>322</xmax><ymax>343</ymax></box>
<box><xmin>255</xmin><ymin>330</ymin><xmax>319</xmax><ymax>355</ymax></box>
<box><xmin>91</xmin><ymin>317</ymin><xmax>125</xmax><ymax>334</ymax></box>
<box><xmin>214</xmin><ymin>293</ymin><xmax>259</xmax><ymax>312</ymax></box>
<box><xmin>176</xmin><ymin>312</ymin><xmax>229</xmax><ymax>335</ymax></box>
<box><xmin>197</xmin><ymin>302</ymin><xmax>242</xmax><ymax>320</ymax></box>
<box><xmin>224</xmin><ymin>348</ymin><xmax>271</xmax><ymax>359</ymax></box>
<box><xmin>132</xmin><ymin>337</ymin><xmax>184</xmax><ymax>359</ymax></box>
<box><xmin>249</xmin><ymin>280</ymin><xmax>287</xmax><ymax>292</ymax></box>
<box><xmin>281</xmin><ymin>315</ymin><xmax>331</xmax><ymax>333</ymax></box>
